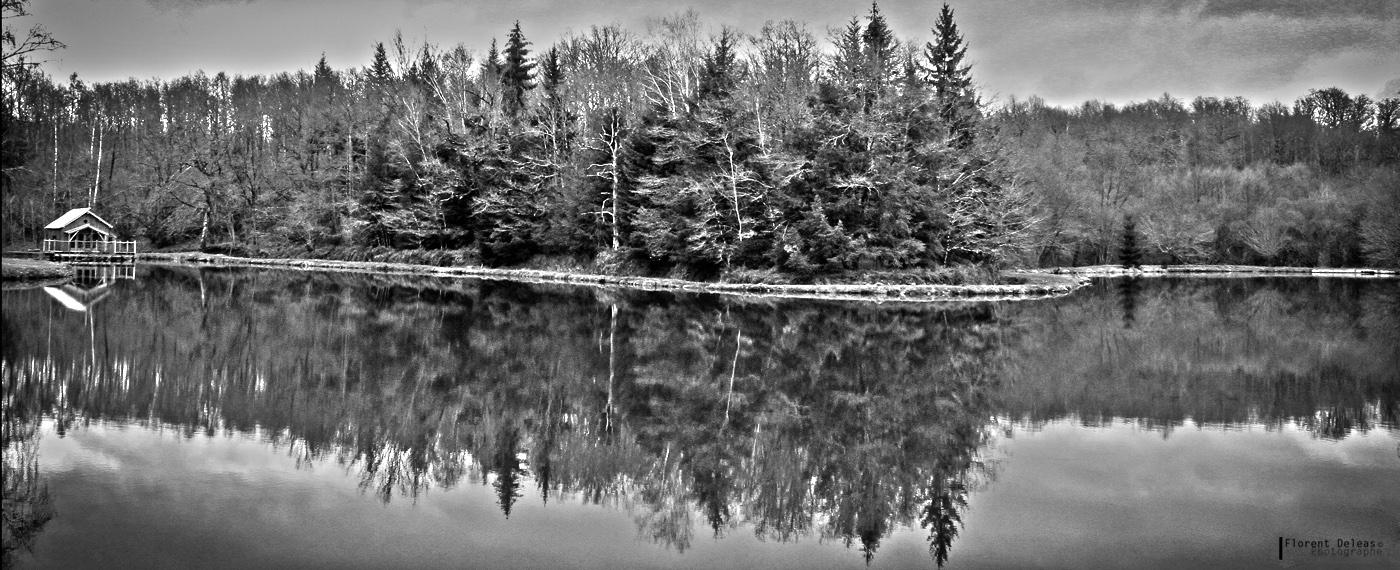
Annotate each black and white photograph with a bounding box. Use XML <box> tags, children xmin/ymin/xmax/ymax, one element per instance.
<box><xmin>2</xmin><ymin>0</ymin><xmax>1397</xmax><ymax>568</ymax></box>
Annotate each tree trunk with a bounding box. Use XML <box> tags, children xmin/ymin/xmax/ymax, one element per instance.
<box><xmin>200</xmin><ymin>203</ymin><xmax>211</xmax><ymax>250</ymax></box>
<box><xmin>51</xmin><ymin>118</ymin><xmax>59</xmax><ymax>208</ymax></box>
<box><xmin>106</xmin><ymin>144</ymin><xmax>118</xmax><ymax>202</ymax></box>
<box><xmin>605</xmin><ymin>303</ymin><xmax>617</xmax><ymax>430</ymax></box>
<box><xmin>90</xmin><ymin>122</ymin><xmax>103</xmax><ymax>207</ymax></box>
<box><xmin>725</xmin><ymin>138</ymin><xmax>743</xmax><ymax>246</ymax></box>
<box><xmin>609</xmin><ymin>128</ymin><xmax>622</xmax><ymax>251</ymax></box>
<box><xmin>753</xmin><ymin>91</ymin><xmax>766</xmax><ymax>151</ymax></box>
<box><xmin>723</xmin><ymin>328</ymin><xmax>741</xmax><ymax>429</ymax></box>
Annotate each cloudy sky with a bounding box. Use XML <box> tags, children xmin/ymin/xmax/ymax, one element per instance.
<box><xmin>19</xmin><ymin>0</ymin><xmax>1400</xmax><ymax>107</ymax></box>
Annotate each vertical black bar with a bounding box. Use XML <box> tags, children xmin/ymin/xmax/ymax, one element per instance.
<box><xmin>1278</xmin><ymin>537</ymin><xmax>1283</xmax><ymax>560</ymax></box>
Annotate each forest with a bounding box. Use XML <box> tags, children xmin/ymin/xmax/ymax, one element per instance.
<box><xmin>3</xmin><ymin>0</ymin><xmax>1398</xmax><ymax>276</ymax></box>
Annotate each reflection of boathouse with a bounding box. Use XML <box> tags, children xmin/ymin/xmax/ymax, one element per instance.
<box><xmin>43</xmin><ymin>284</ymin><xmax>111</xmax><ymax>312</ymax></box>
<box><xmin>42</xmin><ymin>207</ymin><xmax>137</xmax><ymax>260</ymax></box>
<box><xmin>41</xmin><ymin>264</ymin><xmax>135</xmax><ymax>311</ymax></box>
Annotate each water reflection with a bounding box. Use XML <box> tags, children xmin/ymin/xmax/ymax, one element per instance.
<box><xmin>2</xmin><ymin>267</ymin><xmax>1396</xmax><ymax>567</ymax></box>
<box><xmin>1117</xmin><ymin>276</ymin><xmax>1140</xmax><ymax>328</ymax></box>
<box><xmin>999</xmin><ymin>278</ymin><xmax>1399</xmax><ymax>434</ymax></box>
<box><xmin>1</xmin><ymin>404</ymin><xmax>55</xmax><ymax>566</ymax></box>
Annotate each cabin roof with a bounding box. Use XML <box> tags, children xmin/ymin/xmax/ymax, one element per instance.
<box><xmin>63</xmin><ymin>222</ymin><xmax>115</xmax><ymax>237</ymax></box>
<box><xmin>45</xmin><ymin>208</ymin><xmax>114</xmax><ymax>230</ymax></box>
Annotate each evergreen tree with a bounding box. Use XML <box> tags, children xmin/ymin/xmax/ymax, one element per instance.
<box><xmin>312</xmin><ymin>53</ymin><xmax>338</xmax><ymax>107</ymax></box>
<box><xmin>829</xmin><ymin>16</ymin><xmax>865</xmax><ymax>101</ymax></box>
<box><xmin>539</xmin><ymin>46</ymin><xmax>565</xmax><ymax>109</ymax></box>
<box><xmin>412</xmin><ymin>43</ymin><xmax>440</xmax><ymax>87</ymax></box>
<box><xmin>355</xmin><ymin>117</ymin><xmax>397</xmax><ymax>247</ymax></box>
<box><xmin>313</xmin><ymin>53</ymin><xmax>334</xmax><ymax>85</ymax></box>
<box><xmin>485</xmin><ymin>39</ymin><xmax>502</xmax><ymax>75</ymax></box>
<box><xmin>1120</xmin><ymin>215</ymin><xmax>1143</xmax><ymax>269</ymax></box>
<box><xmin>368</xmin><ymin>42</ymin><xmax>394</xmax><ymax>86</ymax></box>
<box><xmin>533</xmin><ymin>46</ymin><xmax>582</xmax><ymax>253</ymax></box>
<box><xmin>860</xmin><ymin>1</ymin><xmax>898</xmax><ymax>110</ymax></box>
<box><xmin>923</xmin><ymin>3</ymin><xmax>978</xmax><ymax>146</ymax></box>
<box><xmin>696</xmin><ymin>28</ymin><xmax>740</xmax><ymax>103</ymax></box>
<box><xmin>537</xmin><ymin>46</ymin><xmax>573</xmax><ymax>155</ymax></box>
<box><xmin>501</xmin><ymin>22</ymin><xmax>536</xmax><ymax>119</ymax></box>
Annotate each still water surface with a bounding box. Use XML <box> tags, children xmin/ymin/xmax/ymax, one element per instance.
<box><xmin>3</xmin><ymin>266</ymin><xmax>1397</xmax><ymax>568</ymax></box>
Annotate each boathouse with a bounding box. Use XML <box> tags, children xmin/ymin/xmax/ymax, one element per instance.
<box><xmin>42</xmin><ymin>207</ymin><xmax>137</xmax><ymax>260</ymax></box>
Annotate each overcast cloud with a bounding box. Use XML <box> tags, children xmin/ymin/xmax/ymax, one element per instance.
<box><xmin>22</xmin><ymin>0</ymin><xmax>1400</xmax><ymax>107</ymax></box>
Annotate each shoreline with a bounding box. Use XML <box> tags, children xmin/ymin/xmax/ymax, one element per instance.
<box><xmin>1033</xmin><ymin>264</ymin><xmax>1398</xmax><ymax>278</ymax></box>
<box><xmin>0</xmin><ymin>258</ymin><xmax>73</xmax><ymax>284</ymax></box>
<box><xmin>13</xmin><ymin>251</ymin><xmax>1390</xmax><ymax>301</ymax></box>
<box><xmin>137</xmin><ymin>252</ymin><xmax>1090</xmax><ymax>302</ymax></box>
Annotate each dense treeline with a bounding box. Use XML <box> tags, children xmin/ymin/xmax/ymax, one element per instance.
<box><xmin>2</xmin><ymin>4</ymin><xmax>1019</xmax><ymax>279</ymax></box>
<box><xmin>995</xmin><ymin>91</ymin><xmax>1400</xmax><ymax>267</ymax></box>
<box><xmin>3</xmin><ymin>1</ymin><xmax>1397</xmax><ymax>271</ymax></box>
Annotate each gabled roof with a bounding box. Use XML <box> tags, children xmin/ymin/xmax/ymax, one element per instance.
<box><xmin>63</xmin><ymin>222</ymin><xmax>114</xmax><ymax>236</ymax></box>
<box><xmin>45</xmin><ymin>208</ymin><xmax>114</xmax><ymax>230</ymax></box>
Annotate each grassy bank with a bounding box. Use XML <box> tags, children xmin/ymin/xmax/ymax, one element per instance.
<box><xmin>1</xmin><ymin>258</ymin><xmax>72</xmax><ymax>282</ymax></box>
<box><xmin>141</xmin><ymin>252</ymin><xmax>1089</xmax><ymax>302</ymax></box>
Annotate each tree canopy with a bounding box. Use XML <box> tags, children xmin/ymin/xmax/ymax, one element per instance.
<box><xmin>2</xmin><ymin>2</ymin><xmax>1396</xmax><ymax>271</ymax></box>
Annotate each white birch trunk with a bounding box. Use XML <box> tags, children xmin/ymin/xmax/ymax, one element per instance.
<box><xmin>90</xmin><ymin>121</ymin><xmax>103</xmax><ymax>207</ymax></box>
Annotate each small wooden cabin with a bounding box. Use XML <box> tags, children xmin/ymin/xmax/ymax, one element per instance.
<box><xmin>42</xmin><ymin>207</ymin><xmax>136</xmax><ymax>259</ymax></box>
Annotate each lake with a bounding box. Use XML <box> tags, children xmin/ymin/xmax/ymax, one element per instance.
<box><xmin>3</xmin><ymin>266</ymin><xmax>1397</xmax><ymax>569</ymax></box>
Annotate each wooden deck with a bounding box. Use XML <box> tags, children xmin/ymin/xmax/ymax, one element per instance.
<box><xmin>42</xmin><ymin>239</ymin><xmax>137</xmax><ymax>261</ymax></box>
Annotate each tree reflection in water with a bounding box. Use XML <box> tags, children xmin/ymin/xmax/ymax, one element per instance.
<box><xmin>1</xmin><ymin>304</ymin><xmax>57</xmax><ymax>566</ymax></box>
<box><xmin>2</xmin><ymin>267</ymin><xmax>1395</xmax><ymax>567</ymax></box>
<box><xmin>1</xmin><ymin>406</ymin><xmax>56</xmax><ymax>566</ymax></box>
<box><xmin>1118</xmin><ymin>276</ymin><xmax>1141</xmax><ymax>328</ymax></box>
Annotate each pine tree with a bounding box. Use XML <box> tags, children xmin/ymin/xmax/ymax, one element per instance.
<box><xmin>500</xmin><ymin>22</ymin><xmax>536</xmax><ymax>119</ymax></box>
<box><xmin>830</xmin><ymin>17</ymin><xmax>865</xmax><ymax>98</ymax></box>
<box><xmin>485</xmin><ymin>39</ymin><xmax>502</xmax><ymax>76</ymax></box>
<box><xmin>924</xmin><ymin>3</ymin><xmax>978</xmax><ymax>146</ymax></box>
<box><xmin>413</xmin><ymin>43</ymin><xmax>440</xmax><ymax>87</ymax></box>
<box><xmin>539</xmin><ymin>46</ymin><xmax>564</xmax><ymax>109</ymax></box>
<box><xmin>312</xmin><ymin>53</ymin><xmax>337</xmax><ymax>106</ymax></box>
<box><xmin>368</xmin><ymin>42</ymin><xmax>394</xmax><ymax>87</ymax></box>
<box><xmin>697</xmin><ymin>28</ymin><xmax>740</xmax><ymax>102</ymax></box>
<box><xmin>860</xmin><ymin>1</ymin><xmax>897</xmax><ymax>110</ymax></box>
<box><xmin>1120</xmin><ymin>215</ymin><xmax>1143</xmax><ymax>269</ymax></box>
<box><xmin>538</xmin><ymin>46</ymin><xmax>570</xmax><ymax>152</ymax></box>
<box><xmin>313</xmin><ymin>53</ymin><xmax>334</xmax><ymax>85</ymax></box>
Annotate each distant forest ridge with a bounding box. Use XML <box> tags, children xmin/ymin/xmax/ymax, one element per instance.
<box><xmin>2</xmin><ymin>1</ymin><xmax>1397</xmax><ymax>275</ymax></box>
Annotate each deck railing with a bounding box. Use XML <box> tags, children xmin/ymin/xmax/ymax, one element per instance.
<box><xmin>73</xmin><ymin>264</ymin><xmax>137</xmax><ymax>281</ymax></box>
<box><xmin>42</xmin><ymin>239</ymin><xmax>137</xmax><ymax>255</ymax></box>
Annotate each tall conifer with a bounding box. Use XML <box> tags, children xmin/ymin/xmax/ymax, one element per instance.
<box><xmin>861</xmin><ymin>1</ymin><xmax>897</xmax><ymax>110</ymax></box>
<box><xmin>924</xmin><ymin>3</ymin><xmax>978</xmax><ymax>145</ymax></box>
<box><xmin>697</xmin><ymin>28</ymin><xmax>740</xmax><ymax>102</ymax></box>
<box><xmin>831</xmin><ymin>17</ymin><xmax>865</xmax><ymax>95</ymax></box>
<box><xmin>539</xmin><ymin>46</ymin><xmax>564</xmax><ymax>107</ymax></box>
<box><xmin>313</xmin><ymin>53</ymin><xmax>334</xmax><ymax>84</ymax></box>
<box><xmin>485</xmin><ymin>39</ymin><xmax>502</xmax><ymax>76</ymax></box>
<box><xmin>1120</xmin><ymin>215</ymin><xmax>1144</xmax><ymax>269</ymax></box>
<box><xmin>501</xmin><ymin>22</ymin><xmax>536</xmax><ymax>119</ymax></box>
<box><xmin>369</xmin><ymin>43</ymin><xmax>393</xmax><ymax>86</ymax></box>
